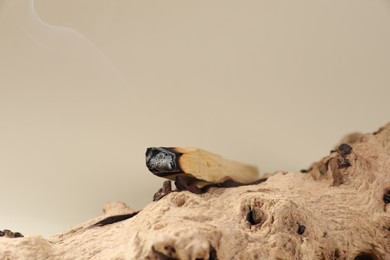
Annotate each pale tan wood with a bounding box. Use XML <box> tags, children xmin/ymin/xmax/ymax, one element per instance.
<box><xmin>176</xmin><ymin>148</ymin><xmax>259</xmax><ymax>184</ymax></box>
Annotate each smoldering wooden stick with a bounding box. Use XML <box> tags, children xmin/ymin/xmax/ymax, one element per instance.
<box><xmin>145</xmin><ymin>147</ymin><xmax>259</xmax><ymax>184</ymax></box>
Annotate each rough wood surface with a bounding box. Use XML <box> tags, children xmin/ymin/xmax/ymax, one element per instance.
<box><xmin>1</xmin><ymin>124</ymin><xmax>390</xmax><ymax>260</ymax></box>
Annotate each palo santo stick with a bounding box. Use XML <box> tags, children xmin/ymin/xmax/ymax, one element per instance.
<box><xmin>145</xmin><ymin>147</ymin><xmax>259</xmax><ymax>184</ymax></box>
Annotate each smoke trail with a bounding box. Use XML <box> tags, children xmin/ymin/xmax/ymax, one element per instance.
<box><xmin>7</xmin><ymin>0</ymin><xmax>127</xmax><ymax>88</ymax></box>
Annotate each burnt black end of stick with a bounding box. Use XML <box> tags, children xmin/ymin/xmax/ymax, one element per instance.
<box><xmin>93</xmin><ymin>211</ymin><xmax>139</xmax><ymax>227</ymax></box>
<box><xmin>146</xmin><ymin>147</ymin><xmax>184</xmax><ymax>177</ymax></box>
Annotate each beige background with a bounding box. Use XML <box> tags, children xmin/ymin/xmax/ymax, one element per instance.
<box><xmin>1</xmin><ymin>0</ymin><xmax>389</xmax><ymax>237</ymax></box>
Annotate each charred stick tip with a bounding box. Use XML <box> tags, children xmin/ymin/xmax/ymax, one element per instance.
<box><xmin>146</xmin><ymin>147</ymin><xmax>183</xmax><ymax>176</ymax></box>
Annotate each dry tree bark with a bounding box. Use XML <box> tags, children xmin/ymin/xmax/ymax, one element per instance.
<box><xmin>1</xmin><ymin>123</ymin><xmax>390</xmax><ymax>260</ymax></box>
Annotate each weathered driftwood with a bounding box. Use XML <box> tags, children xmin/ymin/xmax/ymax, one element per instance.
<box><xmin>1</xmin><ymin>124</ymin><xmax>390</xmax><ymax>260</ymax></box>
